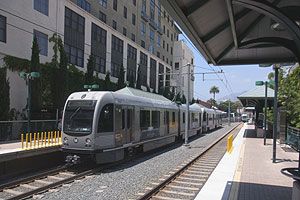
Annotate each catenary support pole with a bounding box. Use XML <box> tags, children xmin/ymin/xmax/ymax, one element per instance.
<box><xmin>184</xmin><ymin>63</ymin><xmax>191</xmax><ymax>145</ymax></box>
<box><xmin>228</xmin><ymin>100</ymin><xmax>231</xmax><ymax>126</ymax></box>
<box><xmin>264</xmin><ymin>81</ymin><xmax>268</xmax><ymax>145</ymax></box>
<box><xmin>273</xmin><ymin>64</ymin><xmax>279</xmax><ymax>163</ymax></box>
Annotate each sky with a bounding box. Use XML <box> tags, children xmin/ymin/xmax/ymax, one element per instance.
<box><xmin>179</xmin><ymin>35</ymin><xmax>274</xmax><ymax>102</ymax></box>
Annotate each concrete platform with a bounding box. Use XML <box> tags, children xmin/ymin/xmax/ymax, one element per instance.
<box><xmin>195</xmin><ymin>123</ymin><xmax>299</xmax><ymax>200</ymax></box>
<box><xmin>0</xmin><ymin>141</ymin><xmax>60</xmax><ymax>162</ymax></box>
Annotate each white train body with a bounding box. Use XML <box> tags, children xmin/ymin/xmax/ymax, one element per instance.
<box><xmin>62</xmin><ymin>88</ymin><xmax>225</xmax><ymax>163</ymax></box>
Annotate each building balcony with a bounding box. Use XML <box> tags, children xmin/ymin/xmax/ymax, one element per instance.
<box><xmin>141</xmin><ymin>11</ymin><xmax>149</xmax><ymax>22</ymax></box>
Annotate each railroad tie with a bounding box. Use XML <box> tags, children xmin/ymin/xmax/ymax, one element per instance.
<box><xmin>166</xmin><ymin>185</ymin><xmax>199</xmax><ymax>191</ymax></box>
<box><xmin>20</xmin><ymin>184</ymin><xmax>39</xmax><ymax>190</ymax></box>
<box><xmin>161</xmin><ymin>189</ymin><xmax>195</xmax><ymax>197</ymax></box>
<box><xmin>35</xmin><ymin>179</ymin><xmax>53</xmax><ymax>185</ymax></box>
<box><xmin>152</xmin><ymin>195</ymin><xmax>185</xmax><ymax>200</ymax></box>
<box><xmin>173</xmin><ymin>180</ymin><xmax>202</xmax><ymax>186</ymax></box>
<box><xmin>3</xmin><ymin>189</ymin><xmax>22</xmax><ymax>196</ymax></box>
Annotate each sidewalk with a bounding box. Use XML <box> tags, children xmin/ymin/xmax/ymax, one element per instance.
<box><xmin>0</xmin><ymin>142</ymin><xmax>22</xmax><ymax>154</ymax></box>
<box><xmin>195</xmin><ymin>123</ymin><xmax>299</xmax><ymax>200</ymax></box>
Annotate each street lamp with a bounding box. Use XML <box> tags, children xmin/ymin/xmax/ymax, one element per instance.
<box><xmin>259</xmin><ymin>64</ymin><xmax>280</xmax><ymax>163</ymax></box>
<box><xmin>256</xmin><ymin>81</ymin><xmax>268</xmax><ymax>146</ymax></box>
<box><xmin>20</xmin><ymin>71</ymin><xmax>41</xmax><ymax>133</ymax></box>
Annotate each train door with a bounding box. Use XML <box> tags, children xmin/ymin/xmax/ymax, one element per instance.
<box><xmin>115</xmin><ymin>105</ymin><xmax>125</xmax><ymax>146</ymax></box>
<box><xmin>125</xmin><ymin>107</ymin><xmax>134</xmax><ymax>144</ymax></box>
<box><xmin>177</xmin><ymin>111</ymin><xmax>181</xmax><ymax>137</ymax></box>
<box><xmin>165</xmin><ymin>111</ymin><xmax>169</xmax><ymax>134</ymax></box>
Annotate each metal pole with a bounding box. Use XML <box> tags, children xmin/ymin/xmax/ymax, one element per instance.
<box><xmin>273</xmin><ymin>65</ymin><xmax>279</xmax><ymax>163</ymax></box>
<box><xmin>264</xmin><ymin>81</ymin><xmax>268</xmax><ymax>145</ymax></box>
<box><xmin>184</xmin><ymin>64</ymin><xmax>190</xmax><ymax>145</ymax></box>
<box><xmin>228</xmin><ymin>100</ymin><xmax>231</xmax><ymax>126</ymax></box>
<box><xmin>27</xmin><ymin>76</ymin><xmax>31</xmax><ymax>133</ymax></box>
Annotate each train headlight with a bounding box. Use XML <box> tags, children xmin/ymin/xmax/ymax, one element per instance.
<box><xmin>74</xmin><ymin>138</ymin><xmax>78</xmax><ymax>143</ymax></box>
<box><xmin>85</xmin><ymin>138</ymin><xmax>91</xmax><ymax>145</ymax></box>
<box><xmin>63</xmin><ymin>137</ymin><xmax>68</xmax><ymax>145</ymax></box>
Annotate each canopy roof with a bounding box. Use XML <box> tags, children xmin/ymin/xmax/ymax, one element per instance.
<box><xmin>161</xmin><ymin>0</ymin><xmax>300</xmax><ymax>65</ymax></box>
<box><xmin>237</xmin><ymin>85</ymin><xmax>274</xmax><ymax>107</ymax></box>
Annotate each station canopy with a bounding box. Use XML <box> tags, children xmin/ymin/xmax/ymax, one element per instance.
<box><xmin>161</xmin><ymin>0</ymin><xmax>300</xmax><ymax>65</ymax></box>
<box><xmin>237</xmin><ymin>85</ymin><xmax>274</xmax><ymax>107</ymax></box>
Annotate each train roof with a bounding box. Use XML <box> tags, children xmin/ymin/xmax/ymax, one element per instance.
<box><xmin>115</xmin><ymin>87</ymin><xmax>170</xmax><ymax>102</ymax></box>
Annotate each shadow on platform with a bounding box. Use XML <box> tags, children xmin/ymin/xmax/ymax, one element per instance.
<box><xmin>243</xmin><ymin>129</ymin><xmax>257</xmax><ymax>138</ymax></box>
<box><xmin>222</xmin><ymin>181</ymin><xmax>292</xmax><ymax>200</ymax></box>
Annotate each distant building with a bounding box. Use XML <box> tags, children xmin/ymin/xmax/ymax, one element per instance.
<box><xmin>172</xmin><ymin>40</ymin><xmax>195</xmax><ymax>99</ymax></box>
<box><xmin>0</xmin><ymin>0</ymin><xmax>193</xmax><ymax>114</ymax></box>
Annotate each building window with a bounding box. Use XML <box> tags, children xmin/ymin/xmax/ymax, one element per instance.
<box><xmin>162</xmin><ymin>55</ymin><xmax>165</xmax><ymax>61</ymax></box>
<box><xmin>191</xmin><ymin>58</ymin><xmax>194</xmax><ymax>64</ymax></box>
<box><xmin>133</xmin><ymin>0</ymin><xmax>136</xmax><ymax>6</ymax></box>
<box><xmin>167</xmin><ymin>43</ymin><xmax>169</xmax><ymax>52</ymax></box>
<box><xmin>34</xmin><ymin>30</ymin><xmax>48</xmax><ymax>56</ymax></box>
<box><xmin>34</xmin><ymin>0</ymin><xmax>49</xmax><ymax>16</ymax></box>
<box><xmin>142</xmin><ymin>0</ymin><xmax>146</xmax><ymax>14</ymax></box>
<box><xmin>175</xmin><ymin>62</ymin><xmax>179</xmax><ymax>70</ymax></box>
<box><xmin>157</xmin><ymin>51</ymin><xmax>160</xmax><ymax>58</ymax></box>
<box><xmin>141</xmin><ymin>40</ymin><xmax>145</xmax><ymax>48</ymax></box>
<box><xmin>99</xmin><ymin>0</ymin><xmax>107</xmax><ymax>8</ymax></box>
<box><xmin>141</xmin><ymin>21</ymin><xmax>146</xmax><ymax>35</ymax></box>
<box><xmin>132</xmin><ymin>14</ymin><xmax>136</xmax><ymax>25</ymax></box>
<box><xmin>157</xmin><ymin>34</ymin><xmax>161</xmax><ymax>47</ymax></box>
<box><xmin>99</xmin><ymin>11</ymin><xmax>106</xmax><ymax>23</ymax></box>
<box><xmin>150</xmin><ymin>58</ymin><xmax>156</xmax><ymax>89</ymax></box>
<box><xmin>163</xmin><ymin>40</ymin><xmax>165</xmax><ymax>49</ymax></box>
<box><xmin>149</xmin><ymin>29</ymin><xmax>155</xmax><ymax>54</ymax></box>
<box><xmin>111</xmin><ymin>61</ymin><xmax>120</xmax><ymax>77</ymax></box>
<box><xmin>77</xmin><ymin>0</ymin><xmax>91</xmax><ymax>12</ymax></box>
<box><xmin>170</xmin><ymin>47</ymin><xmax>173</xmax><ymax>55</ymax></box>
<box><xmin>123</xmin><ymin>6</ymin><xmax>127</xmax><ymax>18</ymax></box>
<box><xmin>123</xmin><ymin>27</ymin><xmax>127</xmax><ymax>36</ymax></box>
<box><xmin>158</xmin><ymin>63</ymin><xmax>164</xmax><ymax>91</ymax></box>
<box><xmin>140</xmin><ymin>52</ymin><xmax>148</xmax><ymax>86</ymax></box>
<box><xmin>0</xmin><ymin>15</ymin><xmax>6</xmax><ymax>43</ymax></box>
<box><xmin>91</xmin><ymin>23</ymin><xmax>107</xmax><ymax>73</ymax></box>
<box><xmin>163</xmin><ymin>25</ymin><xmax>165</xmax><ymax>34</ymax></box>
<box><xmin>131</xmin><ymin>33</ymin><xmax>135</xmax><ymax>42</ymax></box>
<box><xmin>127</xmin><ymin>44</ymin><xmax>137</xmax><ymax>82</ymax></box>
<box><xmin>150</xmin><ymin>0</ymin><xmax>155</xmax><ymax>21</ymax></box>
<box><xmin>171</xmin><ymin>34</ymin><xmax>173</xmax><ymax>41</ymax></box>
<box><xmin>166</xmin><ymin>58</ymin><xmax>168</xmax><ymax>64</ymax></box>
<box><xmin>112</xmin><ymin>35</ymin><xmax>123</xmax><ymax>54</ymax></box>
<box><xmin>167</xmin><ymin>29</ymin><xmax>169</xmax><ymax>37</ymax></box>
<box><xmin>113</xmin><ymin>0</ymin><xmax>118</xmax><ymax>11</ymax></box>
<box><xmin>64</xmin><ymin>8</ymin><xmax>85</xmax><ymax>67</ymax></box>
<box><xmin>112</xmin><ymin>20</ymin><xmax>117</xmax><ymax>30</ymax></box>
<box><xmin>170</xmin><ymin>61</ymin><xmax>172</xmax><ymax>66</ymax></box>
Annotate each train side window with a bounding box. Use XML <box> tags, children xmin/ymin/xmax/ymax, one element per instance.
<box><xmin>203</xmin><ymin>112</ymin><xmax>207</xmax><ymax>121</ymax></box>
<box><xmin>140</xmin><ymin>110</ymin><xmax>150</xmax><ymax>130</ymax></box>
<box><xmin>199</xmin><ymin>113</ymin><xmax>201</xmax><ymax>125</ymax></box>
<box><xmin>98</xmin><ymin>104</ymin><xmax>114</xmax><ymax>132</ymax></box>
<box><xmin>172</xmin><ymin>112</ymin><xmax>175</xmax><ymax>123</ymax></box>
<box><xmin>183</xmin><ymin>112</ymin><xmax>185</xmax><ymax>123</ymax></box>
<box><xmin>152</xmin><ymin>111</ymin><xmax>160</xmax><ymax>128</ymax></box>
<box><xmin>122</xmin><ymin>109</ymin><xmax>125</xmax><ymax>129</ymax></box>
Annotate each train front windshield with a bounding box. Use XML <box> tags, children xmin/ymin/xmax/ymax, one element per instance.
<box><xmin>63</xmin><ymin>100</ymin><xmax>96</xmax><ymax>135</ymax></box>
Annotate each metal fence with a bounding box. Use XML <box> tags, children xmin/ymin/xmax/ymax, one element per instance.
<box><xmin>286</xmin><ymin>126</ymin><xmax>300</xmax><ymax>151</ymax></box>
<box><xmin>0</xmin><ymin>120</ymin><xmax>58</xmax><ymax>142</ymax></box>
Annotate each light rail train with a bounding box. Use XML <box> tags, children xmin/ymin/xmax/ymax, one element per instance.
<box><xmin>61</xmin><ymin>87</ymin><xmax>226</xmax><ymax>164</ymax></box>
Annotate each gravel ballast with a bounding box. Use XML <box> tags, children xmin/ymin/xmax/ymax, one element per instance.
<box><xmin>41</xmin><ymin>123</ymin><xmax>239</xmax><ymax>200</ymax></box>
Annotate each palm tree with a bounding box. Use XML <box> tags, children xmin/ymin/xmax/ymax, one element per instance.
<box><xmin>209</xmin><ymin>86</ymin><xmax>220</xmax><ymax>101</ymax></box>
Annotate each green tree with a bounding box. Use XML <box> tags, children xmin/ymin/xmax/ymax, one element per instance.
<box><xmin>136</xmin><ymin>65</ymin><xmax>142</xmax><ymax>90</ymax></box>
<box><xmin>104</xmin><ymin>71</ymin><xmax>111</xmax><ymax>90</ymax></box>
<box><xmin>181</xmin><ymin>94</ymin><xmax>187</xmax><ymax>104</ymax></box>
<box><xmin>209</xmin><ymin>86</ymin><xmax>219</xmax><ymax>101</ymax></box>
<box><xmin>85</xmin><ymin>54</ymin><xmax>95</xmax><ymax>85</ymax></box>
<box><xmin>117</xmin><ymin>65</ymin><xmax>126</xmax><ymax>89</ymax></box>
<box><xmin>30</xmin><ymin>36</ymin><xmax>42</xmax><ymax>116</ymax></box>
<box><xmin>0</xmin><ymin>68</ymin><xmax>10</xmax><ymax>121</ymax></box>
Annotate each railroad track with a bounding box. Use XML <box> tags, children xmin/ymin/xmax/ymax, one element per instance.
<box><xmin>0</xmin><ymin>163</ymin><xmax>99</xmax><ymax>200</ymax></box>
<box><xmin>136</xmin><ymin>123</ymin><xmax>242</xmax><ymax>200</ymax></box>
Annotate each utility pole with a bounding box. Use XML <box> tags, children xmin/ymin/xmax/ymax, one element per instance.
<box><xmin>184</xmin><ymin>63</ymin><xmax>191</xmax><ymax>145</ymax></box>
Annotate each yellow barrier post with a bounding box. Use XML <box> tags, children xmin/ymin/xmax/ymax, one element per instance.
<box><xmin>48</xmin><ymin>132</ymin><xmax>50</xmax><ymax>146</ymax></box>
<box><xmin>33</xmin><ymin>133</ymin><xmax>36</xmax><ymax>148</ymax></box>
<box><xmin>21</xmin><ymin>134</ymin><xmax>24</xmax><ymax>149</ymax></box>
<box><xmin>41</xmin><ymin>132</ymin><xmax>43</xmax><ymax>146</ymax></box>
<box><xmin>37</xmin><ymin>132</ymin><xmax>40</xmax><ymax>147</ymax></box>
<box><xmin>227</xmin><ymin>134</ymin><xmax>233</xmax><ymax>153</ymax></box>
<box><xmin>25</xmin><ymin>133</ymin><xmax>28</xmax><ymax>149</ymax></box>
<box><xmin>51</xmin><ymin>131</ymin><xmax>53</xmax><ymax>145</ymax></box>
<box><xmin>29</xmin><ymin>133</ymin><xmax>32</xmax><ymax>149</ymax></box>
<box><xmin>54</xmin><ymin>131</ymin><xmax>57</xmax><ymax>144</ymax></box>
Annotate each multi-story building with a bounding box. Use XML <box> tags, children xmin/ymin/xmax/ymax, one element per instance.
<box><xmin>0</xmin><ymin>0</ymin><xmax>191</xmax><ymax>114</ymax></box>
<box><xmin>172</xmin><ymin>40</ymin><xmax>195</xmax><ymax>100</ymax></box>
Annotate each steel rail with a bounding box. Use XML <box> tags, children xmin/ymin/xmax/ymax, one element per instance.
<box><xmin>137</xmin><ymin>123</ymin><xmax>242</xmax><ymax>200</ymax></box>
